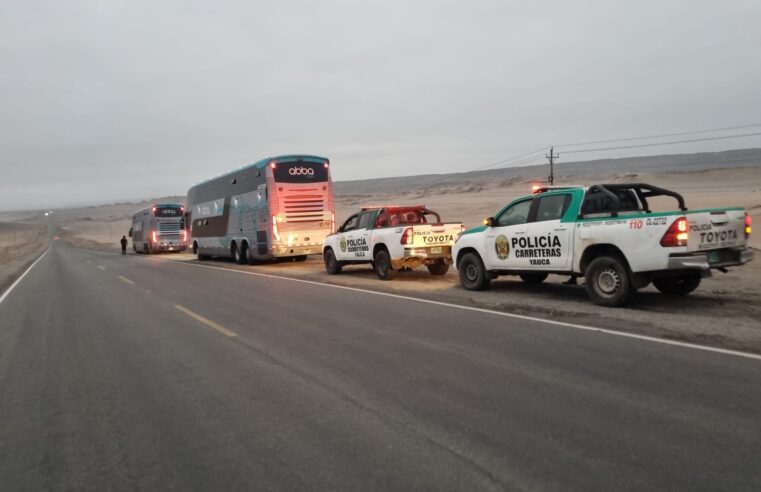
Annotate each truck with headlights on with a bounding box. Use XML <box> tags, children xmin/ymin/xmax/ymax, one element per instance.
<box><xmin>452</xmin><ymin>183</ymin><xmax>753</xmax><ymax>306</ymax></box>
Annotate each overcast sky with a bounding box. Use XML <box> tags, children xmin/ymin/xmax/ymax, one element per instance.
<box><xmin>1</xmin><ymin>0</ymin><xmax>760</xmax><ymax>210</ymax></box>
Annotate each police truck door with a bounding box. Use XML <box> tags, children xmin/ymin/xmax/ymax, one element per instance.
<box><xmin>484</xmin><ymin>198</ymin><xmax>532</xmax><ymax>269</ymax></box>
<box><xmin>513</xmin><ymin>193</ymin><xmax>573</xmax><ymax>271</ymax></box>
<box><xmin>334</xmin><ymin>214</ymin><xmax>359</xmax><ymax>261</ymax></box>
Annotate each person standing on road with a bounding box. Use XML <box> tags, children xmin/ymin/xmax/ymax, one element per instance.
<box><xmin>120</xmin><ymin>235</ymin><xmax>128</xmax><ymax>254</ymax></box>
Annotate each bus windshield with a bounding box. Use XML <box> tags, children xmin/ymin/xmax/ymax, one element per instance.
<box><xmin>272</xmin><ymin>161</ymin><xmax>329</xmax><ymax>183</ymax></box>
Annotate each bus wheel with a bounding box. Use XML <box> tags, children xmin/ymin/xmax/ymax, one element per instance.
<box><xmin>233</xmin><ymin>243</ymin><xmax>248</xmax><ymax>265</ymax></box>
<box><xmin>373</xmin><ymin>249</ymin><xmax>397</xmax><ymax>280</ymax></box>
<box><xmin>427</xmin><ymin>261</ymin><xmax>449</xmax><ymax>276</ymax></box>
<box><xmin>323</xmin><ymin>248</ymin><xmax>342</xmax><ymax>274</ymax></box>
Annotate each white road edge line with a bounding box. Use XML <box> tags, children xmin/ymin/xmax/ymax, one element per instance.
<box><xmin>0</xmin><ymin>248</ymin><xmax>50</xmax><ymax>306</ymax></box>
<box><xmin>166</xmin><ymin>259</ymin><xmax>761</xmax><ymax>362</ymax></box>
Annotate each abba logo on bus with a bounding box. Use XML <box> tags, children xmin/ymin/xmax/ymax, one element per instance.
<box><xmin>288</xmin><ymin>166</ymin><xmax>315</xmax><ymax>176</ymax></box>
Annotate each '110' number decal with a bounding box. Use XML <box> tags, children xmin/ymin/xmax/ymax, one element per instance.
<box><xmin>629</xmin><ymin>220</ymin><xmax>644</xmax><ymax>229</ymax></box>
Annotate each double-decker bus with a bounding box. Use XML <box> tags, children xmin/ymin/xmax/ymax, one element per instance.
<box><xmin>186</xmin><ymin>154</ymin><xmax>336</xmax><ymax>263</ymax></box>
<box><xmin>129</xmin><ymin>203</ymin><xmax>188</xmax><ymax>254</ymax></box>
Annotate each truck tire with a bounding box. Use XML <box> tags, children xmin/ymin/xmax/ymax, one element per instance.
<box><xmin>458</xmin><ymin>252</ymin><xmax>490</xmax><ymax>291</ymax></box>
<box><xmin>519</xmin><ymin>273</ymin><xmax>548</xmax><ymax>285</ymax></box>
<box><xmin>653</xmin><ymin>273</ymin><xmax>701</xmax><ymax>295</ymax></box>
<box><xmin>374</xmin><ymin>249</ymin><xmax>397</xmax><ymax>280</ymax></box>
<box><xmin>427</xmin><ymin>261</ymin><xmax>450</xmax><ymax>276</ymax></box>
<box><xmin>324</xmin><ymin>248</ymin><xmax>342</xmax><ymax>274</ymax></box>
<box><xmin>584</xmin><ymin>255</ymin><xmax>633</xmax><ymax>307</ymax></box>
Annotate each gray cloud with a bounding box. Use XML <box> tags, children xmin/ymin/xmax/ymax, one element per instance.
<box><xmin>1</xmin><ymin>0</ymin><xmax>760</xmax><ymax>209</ymax></box>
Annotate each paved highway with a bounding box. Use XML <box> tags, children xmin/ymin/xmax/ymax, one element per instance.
<box><xmin>1</xmin><ymin>241</ymin><xmax>760</xmax><ymax>491</ymax></box>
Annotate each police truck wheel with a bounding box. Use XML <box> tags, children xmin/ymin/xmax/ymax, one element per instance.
<box><xmin>519</xmin><ymin>273</ymin><xmax>548</xmax><ymax>285</ymax></box>
<box><xmin>323</xmin><ymin>248</ymin><xmax>342</xmax><ymax>274</ymax></box>
<box><xmin>373</xmin><ymin>249</ymin><xmax>397</xmax><ymax>280</ymax></box>
<box><xmin>427</xmin><ymin>261</ymin><xmax>450</xmax><ymax>276</ymax></box>
<box><xmin>653</xmin><ymin>273</ymin><xmax>701</xmax><ymax>295</ymax></box>
<box><xmin>458</xmin><ymin>252</ymin><xmax>490</xmax><ymax>291</ymax></box>
<box><xmin>585</xmin><ymin>256</ymin><xmax>633</xmax><ymax>307</ymax></box>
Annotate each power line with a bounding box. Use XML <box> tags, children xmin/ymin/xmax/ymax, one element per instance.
<box><xmin>562</xmin><ymin>131</ymin><xmax>761</xmax><ymax>154</ymax></box>
<box><xmin>556</xmin><ymin>122</ymin><xmax>761</xmax><ymax>148</ymax></box>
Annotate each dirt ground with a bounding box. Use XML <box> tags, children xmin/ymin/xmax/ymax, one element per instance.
<box><xmin>53</xmin><ymin>165</ymin><xmax>761</xmax><ymax>354</ymax></box>
<box><xmin>0</xmin><ymin>220</ymin><xmax>48</xmax><ymax>294</ymax></box>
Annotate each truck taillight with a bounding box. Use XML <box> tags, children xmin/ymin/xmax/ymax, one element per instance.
<box><xmin>660</xmin><ymin>217</ymin><xmax>688</xmax><ymax>247</ymax></box>
<box><xmin>400</xmin><ymin>227</ymin><xmax>413</xmax><ymax>245</ymax></box>
<box><xmin>182</xmin><ymin>230</ymin><xmax>188</xmax><ymax>242</ymax></box>
<box><xmin>746</xmin><ymin>213</ymin><xmax>752</xmax><ymax>238</ymax></box>
<box><xmin>272</xmin><ymin>215</ymin><xmax>281</xmax><ymax>241</ymax></box>
<box><xmin>152</xmin><ymin>230</ymin><xmax>158</xmax><ymax>243</ymax></box>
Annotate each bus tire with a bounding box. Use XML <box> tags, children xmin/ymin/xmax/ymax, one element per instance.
<box><xmin>427</xmin><ymin>261</ymin><xmax>449</xmax><ymax>276</ymax></box>
<box><xmin>458</xmin><ymin>252</ymin><xmax>490</xmax><ymax>290</ymax></box>
<box><xmin>584</xmin><ymin>255</ymin><xmax>633</xmax><ymax>307</ymax></box>
<box><xmin>519</xmin><ymin>273</ymin><xmax>548</xmax><ymax>285</ymax></box>
<box><xmin>653</xmin><ymin>273</ymin><xmax>701</xmax><ymax>295</ymax></box>
<box><xmin>373</xmin><ymin>249</ymin><xmax>397</xmax><ymax>280</ymax></box>
<box><xmin>233</xmin><ymin>242</ymin><xmax>248</xmax><ymax>265</ymax></box>
<box><xmin>324</xmin><ymin>248</ymin><xmax>342</xmax><ymax>274</ymax></box>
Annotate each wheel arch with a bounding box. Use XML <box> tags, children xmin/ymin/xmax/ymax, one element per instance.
<box><xmin>456</xmin><ymin>247</ymin><xmax>482</xmax><ymax>269</ymax></box>
<box><xmin>579</xmin><ymin>244</ymin><xmax>631</xmax><ymax>274</ymax></box>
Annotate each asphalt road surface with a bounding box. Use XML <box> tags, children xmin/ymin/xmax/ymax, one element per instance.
<box><xmin>1</xmin><ymin>242</ymin><xmax>760</xmax><ymax>491</ymax></box>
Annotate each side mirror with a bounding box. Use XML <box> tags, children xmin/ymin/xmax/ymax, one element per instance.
<box><xmin>483</xmin><ymin>217</ymin><xmax>495</xmax><ymax>227</ymax></box>
<box><xmin>128</xmin><ymin>228</ymin><xmax>133</xmax><ymax>237</ymax></box>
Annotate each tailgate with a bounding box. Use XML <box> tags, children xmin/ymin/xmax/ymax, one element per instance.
<box><xmin>410</xmin><ymin>223</ymin><xmax>463</xmax><ymax>248</ymax></box>
<box><xmin>687</xmin><ymin>209</ymin><xmax>746</xmax><ymax>251</ymax></box>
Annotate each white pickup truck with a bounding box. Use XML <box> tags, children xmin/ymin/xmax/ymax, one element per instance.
<box><xmin>323</xmin><ymin>205</ymin><xmax>464</xmax><ymax>280</ymax></box>
<box><xmin>452</xmin><ymin>183</ymin><xmax>753</xmax><ymax>306</ymax></box>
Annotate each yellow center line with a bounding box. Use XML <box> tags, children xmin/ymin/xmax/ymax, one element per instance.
<box><xmin>174</xmin><ymin>305</ymin><xmax>237</xmax><ymax>338</ymax></box>
<box><xmin>118</xmin><ymin>275</ymin><xmax>135</xmax><ymax>285</ymax></box>
<box><xmin>97</xmin><ymin>265</ymin><xmax>106</xmax><ymax>271</ymax></box>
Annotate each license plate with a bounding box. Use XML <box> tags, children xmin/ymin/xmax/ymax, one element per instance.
<box><xmin>430</xmin><ymin>247</ymin><xmax>442</xmax><ymax>254</ymax></box>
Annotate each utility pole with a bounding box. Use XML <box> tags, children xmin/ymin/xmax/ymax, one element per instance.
<box><xmin>546</xmin><ymin>146</ymin><xmax>559</xmax><ymax>185</ymax></box>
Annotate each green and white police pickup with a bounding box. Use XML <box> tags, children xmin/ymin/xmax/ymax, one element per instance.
<box><xmin>452</xmin><ymin>183</ymin><xmax>753</xmax><ymax>306</ymax></box>
<box><xmin>323</xmin><ymin>205</ymin><xmax>464</xmax><ymax>280</ymax></box>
